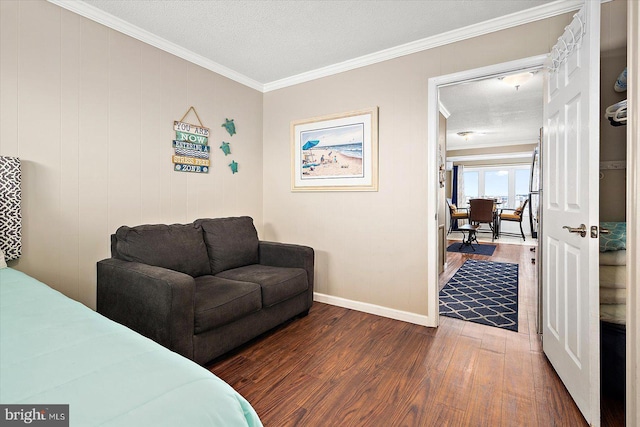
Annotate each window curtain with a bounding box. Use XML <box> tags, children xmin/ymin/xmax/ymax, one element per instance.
<box><xmin>451</xmin><ymin>164</ymin><xmax>465</xmax><ymax>230</ymax></box>
<box><xmin>0</xmin><ymin>156</ymin><xmax>22</xmax><ymax>261</ymax></box>
<box><xmin>456</xmin><ymin>164</ymin><xmax>465</xmax><ymax>210</ymax></box>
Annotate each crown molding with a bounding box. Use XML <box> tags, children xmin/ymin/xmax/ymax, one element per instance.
<box><xmin>447</xmin><ymin>152</ymin><xmax>532</xmax><ymax>163</ymax></box>
<box><xmin>438</xmin><ymin>101</ymin><xmax>451</xmax><ymax>119</ymax></box>
<box><xmin>263</xmin><ymin>0</ymin><xmax>583</xmax><ymax>92</ymax></box>
<box><xmin>49</xmin><ymin>0</ymin><xmax>583</xmax><ymax>93</ymax></box>
<box><xmin>447</xmin><ymin>138</ymin><xmax>539</xmax><ymax>151</ymax></box>
<box><xmin>47</xmin><ymin>0</ymin><xmax>264</xmax><ymax>92</ymax></box>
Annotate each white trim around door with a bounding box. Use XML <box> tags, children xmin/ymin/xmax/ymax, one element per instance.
<box><xmin>626</xmin><ymin>1</ymin><xmax>639</xmax><ymax>424</ymax></box>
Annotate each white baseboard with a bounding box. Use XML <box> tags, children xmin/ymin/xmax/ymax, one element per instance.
<box><xmin>313</xmin><ymin>292</ymin><xmax>434</xmax><ymax>327</ymax></box>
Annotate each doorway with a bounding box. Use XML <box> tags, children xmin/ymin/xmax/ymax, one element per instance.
<box><xmin>426</xmin><ymin>54</ymin><xmax>547</xmax><ymax>326</ymax></box>
<box><xmin>437</xmin><ymin>66</ymin><xmax>542</xmax><ymax>335</ymax></box>
<box><xmin>430</xmin><ymin>46</ymin><xmax>599</xmax><ymax>419</ymax></box>
<box><xmin>426</xmin><ymin>5</ymin><xmax>637</xmax><ymax>425</ymax></box>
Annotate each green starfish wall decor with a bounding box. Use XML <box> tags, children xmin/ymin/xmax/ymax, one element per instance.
<box><xmin>220</xmin><ymin>141</ymin><xmax>231</xmax><ymax>156</ymax></box>
<box><xmin>222</xmin><ymin>118</ymin><xmax>236</xmax><ymax>136</ymax></box>
<box><xmin>229</xmin><ymin>160</ymin><xmax>238</xmax><ymax>174</ymax></box>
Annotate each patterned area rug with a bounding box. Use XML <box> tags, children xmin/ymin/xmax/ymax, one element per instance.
<box><xmin>446</xmin><ymin>242</ymin><xmax>496</xmax><ymax>256</ymax></box>
<box><xmin>439</xmin><ymin>259</ymin><xmax>518</xmax><ymax>331</ymax></box>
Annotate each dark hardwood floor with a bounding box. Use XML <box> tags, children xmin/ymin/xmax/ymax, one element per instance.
<box><xmin>209</xmin><ymin>240</ymin><xmax>621</xmax><ymax>426</ymax></box>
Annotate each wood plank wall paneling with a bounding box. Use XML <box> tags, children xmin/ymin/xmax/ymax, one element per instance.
<box><xmin>139</xmin><ymin>47</ymin><xmax>164</xmax><ymax>223</ymax></box>
<box><xmin>77</xmin><ymin>16</ymin><xmax>110</xmax><ymax>308</ymax></box>
<box><xmin>0</xmin><ymin>0</ymin><xmax>263</xmax><ymax>309</ymax></box>
<box><xmin>164</xmin><ymin>57</ymin><xmax>189</xmax><ymax>223</ymax></box>
<box><xmin>19</xmin><ymin>0</ymin><xmax>62</xmax><ymax>286</ymax></box>
<box><xmin>0</xmin><ymin>1</ymin><xmax>19</xmax><ymax>156</ymax></box>
<box><xmin>59</xmin><ymin>8</ymin><xmax>81</xmax><ymax>298</ymax></box>
<box><xmin>108</xmin><ymin>30</ymin><xmax>142</xmax><ymax>231</ymax></box>
<box><xmin>184</xmin><ymin>66</ymin><xmax>214</xmax><ymax>219</ymax></box>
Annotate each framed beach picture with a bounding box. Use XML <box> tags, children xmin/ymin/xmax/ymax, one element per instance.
<box><xmin>291</xmin><ymin>107</ymin><xmax>378</xmax><ymax>191</ymax></box>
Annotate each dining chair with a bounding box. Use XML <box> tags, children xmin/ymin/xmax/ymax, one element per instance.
<box><xmin>469</xmin><ymin>198</ymin><xmax>496</xmax><ymax>241</ymax></box>
<box><xmin>498</xmin><ymin>198</ymin><xmax>529</xmax><ymax>241</ymax></box>
<box><xmin>446</xmin><ymin>198</ymin><xmax>469</xmax><ymax>234</ymax></box>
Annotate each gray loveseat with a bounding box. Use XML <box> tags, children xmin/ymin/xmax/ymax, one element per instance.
<box><xmin>97</xmin><ymin>216</ymin><xmax>314</xmax><ymax>365</ymax></box>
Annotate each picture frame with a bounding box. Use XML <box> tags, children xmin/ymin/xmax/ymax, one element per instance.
<box><xmin>291</xmin><ymin>107</ymin><xmax>378</xmax><ymax>191</ymax></box>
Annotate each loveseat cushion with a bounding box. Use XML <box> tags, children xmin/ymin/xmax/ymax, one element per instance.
<box><xmin>194</xmin><ymin>276</ymin><xmax>262</xmax><ymax>334</ymax></box>
<box><xmin>195</xmin><ymin>217</ymin><xmax>259</xmax><ymax>275</ymax></box>
<box><xmin>115</xmin><ymin>223</ymin><xmax>211</xmax><ymax>278</ymax></box>
<box><xmin>216</xmin><ymin>265</ymin><xmax>308</xmax><ymax>307</ymax></box>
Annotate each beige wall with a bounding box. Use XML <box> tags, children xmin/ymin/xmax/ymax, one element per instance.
<box><xmin>448</xmin><ymin>142</ymin><xmax>538</xmax><ymax>158</ymax></box>
<box><xmin>263</xmin><ymin>15</ymin><xmax>572</xmax><ymax>316</ymax></box>
<box><xmin>0</xmin><ymin>0</ymin><xmax>263</xmax><ymax>309</ymax></box>
<box><xmin>454</xmin><ymin>157</ymin><xmax>533</xmax><ymax>168</ymax></box>
<box><xmin>1</xmin><ymin>1</ymin><xmax>626</xmax><ymax>320</ymax></box>
<box><xmin>448</xmin><ymin>143</ymin><xmax>538</xmax><ymax>168</ymax></box>
<box><xmin>599</xmin><ymin>0</ymin><xmax>628</xmax><ymax>222</ymax></box>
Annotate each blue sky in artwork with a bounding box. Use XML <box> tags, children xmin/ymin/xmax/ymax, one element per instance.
<box><xmin>302</xmin><ymin>123</ymin><xmax>363</xmax><ymax>148</ymax></box>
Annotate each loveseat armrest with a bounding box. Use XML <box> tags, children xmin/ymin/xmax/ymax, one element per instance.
<box><xmin>259</xmin><ymin>241</ymin><xmax>315</xmax><ymax>306</ymax></box>
<box><xmin>97</xmin><ymin>258</ymin><xmax>195</xmax><ymax>360</ymax></box>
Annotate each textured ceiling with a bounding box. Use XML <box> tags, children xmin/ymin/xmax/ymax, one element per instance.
<box><xmin>80</xmin><ymin>0</ymin><xmax>556</xmax><ymax>85</ymax></box>
<box><xmin>75</xmin><ymin>0</ymin><xmax>553</xmax><ymax>154</ymax></box>
<box><xmin>440</xmin><ymin>71</ymin><xmax>543</xmax><ymax>151</ymax></box>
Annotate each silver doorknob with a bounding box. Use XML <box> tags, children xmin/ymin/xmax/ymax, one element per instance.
<box><xmin>562</xmin><ymin>224</ymin><xmax>587</xmax><ymax>237</ymax></box>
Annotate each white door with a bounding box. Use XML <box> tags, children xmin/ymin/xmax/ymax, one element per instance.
<box><xmin>542</xmin><ymin>1</ymin><xmax>600</xmax><ymax>425</ymax></box>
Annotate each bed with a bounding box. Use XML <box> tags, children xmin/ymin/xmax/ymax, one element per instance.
<box><xmin>0</xmin><ymin>267</ymin><xmax>263</xmax><ymax>427</ymax></box>
<box><xmin>599</xmin><ymin>221</ymin><xmax>626</xmax><ymax>400</ymax></box>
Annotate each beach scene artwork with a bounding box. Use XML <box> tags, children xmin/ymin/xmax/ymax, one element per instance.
<box><xmin>300</xmin><ymin>123</ymin><xmax>364</xmax><ymax>179</ymax></box>
<box><xmin>291</xmin><ymin>107</ymin><xmax>377</xmax><ymax>191</ymax></box>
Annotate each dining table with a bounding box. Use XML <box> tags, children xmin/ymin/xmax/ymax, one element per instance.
<box><xmin>466</xmin><ymin>198</ymin><xmax>503</xmax><ymax>240</ymax></box>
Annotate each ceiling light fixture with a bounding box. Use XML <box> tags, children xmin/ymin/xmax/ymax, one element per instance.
<box><xmin>457</xmin><ymin>131</ymin><xmax>475</xmax><ymax>141</ymax></box>
<box><xmin>501</xmin><ymin>72</ymin><xmax>533</xmax><ymax>91</ymax></box>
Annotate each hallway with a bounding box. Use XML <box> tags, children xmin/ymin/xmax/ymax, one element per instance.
<box><xmin>440</xmin><ymin>240</ymin><xmax>624</xmax><ymax>426</ymax></box>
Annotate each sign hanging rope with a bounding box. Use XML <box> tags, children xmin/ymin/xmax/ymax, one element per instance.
<box><xmin>180</xmin><ymin>106</ymin><xmax>205</xmax><ymax>128</ymax></box>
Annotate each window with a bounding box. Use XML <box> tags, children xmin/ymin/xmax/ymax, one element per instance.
<box><xmin>463</xmin><ymin>171</ymin><xmax>478</xmax><ymax>204</ymax></box>
<box><xmin>484</xmin><ymin>170</ymin><xmax>509</xmax><ymax>205</ymax></box>
<box><xmin>515</xmin><ymin>169</ymin><xmax>531</xmax><ymax>209</ymax></box>
<box><xmin>462</xmin><ymin>165</ymin><xmax>531</xmax><ymax>210</ymax></box>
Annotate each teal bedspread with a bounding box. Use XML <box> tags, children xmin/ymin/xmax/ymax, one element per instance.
<box><xmin>0</xmin><ymin>268</ymin><xmax>262</xmax><ymax>427</ymax></box>
<box><xmin>599</xmin><ymin>221</ymin><xmax>626</xmax><ymax>252</ymax></box>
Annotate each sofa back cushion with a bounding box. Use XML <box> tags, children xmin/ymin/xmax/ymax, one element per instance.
<box><xmin>115</xmin><ymin>223</ymin><xmax>211</xmax><ymax>277</ymax></box>
<box><xmin>195</xmin><ymin>217</ymin><xmax>259</xmax><ymax>275</ymax></box>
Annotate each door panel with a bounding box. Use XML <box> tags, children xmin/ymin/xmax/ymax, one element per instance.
<box><xmin>542</xmin><ymin>1</ymin><xmax>600</xmax><ymax>424</ymax></box>
<box><xmin>566</xmin><ymin>94</ymin><xmax>582</xmax><ymax>210</ymax></box>
<box><xmin>546</xmin><ymin>238</ymin><xmax>559</xmax><ymax>338</ymax></box>
<box><xmin>546</xmin><ymin>113</ymin><xmax>560</xmax><ymax>207</ymax></box>
<box><xmin>565</xmin><ymin>244</ymin><xmax>582</xmax><ymax>364</ymax></box>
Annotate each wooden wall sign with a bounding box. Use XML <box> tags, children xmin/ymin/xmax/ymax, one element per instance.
<box><xmin>173</xmin><ymin>107</ymin><xmax>210</xmax><ymax>173</ymax></box>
